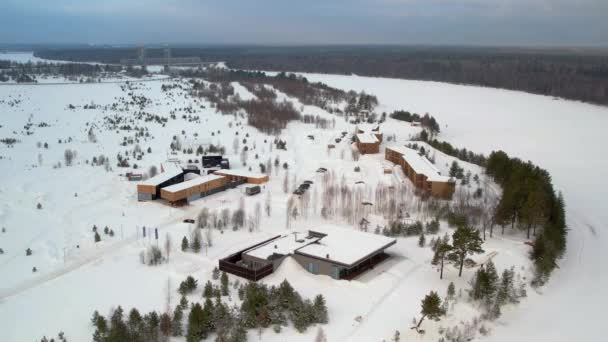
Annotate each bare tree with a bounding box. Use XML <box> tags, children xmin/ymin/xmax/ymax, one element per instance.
<box><xmin>164</xmin><ymin>233</ymin><xmax>172</xmax><ymax>261</ymax></box>
<box><xmin>64</xmin><ymin>149</ymin><xmax>76</xmax><ymax>166</ymax></box>
<box><xmin>255</xmin><ymin>202</ymin><xmax>262</xmax><ymax>231</ymax></box>
<box><xmin>198</xmin><ymin>208</ymin><xmax>210</xmax><ymax>229</ymax></box>
<box><xmin>265</xmin><ymin>191</ymin><xmax>272</xmax><ymax>217</ymax></box>
<box><xmin>221</xmin><ymin>208</ymin><xmax>230</xmax><ymax>228</ymax></box>
<box><xmin>283</xmin><ymin>170</ymin><xmax>289</xmax><ymax>194</ymax></box>
<box><xmin>37</xmin><ymin>152</ymin><xmax>43</xmax><ymax>166</ymax></box>
<box><xmin>233</xmin><ymin>136</ymin><xmax>239</xmax><ymax>155</ymax></box>
<box><xmin>205</xmin><ymin>228</ymin><xmax>213</xmax><ymax>247</ymax></box>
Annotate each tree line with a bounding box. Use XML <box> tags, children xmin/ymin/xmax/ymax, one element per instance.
<box><xmin>89</xmin><ymin>278</ymin><xmax>328</xmax><ymax>342</ymax></box>
<box><xmin>35</xmin><ymin>46</ymin><xmax>608</xmax><ymax>106</ymax></box>
<box><xmin>485</xmin><ymin>151</ymin><xmax>567</xmax><ymax>285</ymax></box>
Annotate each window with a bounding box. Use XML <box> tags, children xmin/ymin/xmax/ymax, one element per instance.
<box><xmin>308</xmin><ymin>262</ymin><xmax>318</xmax><ymax>274</ymax></box>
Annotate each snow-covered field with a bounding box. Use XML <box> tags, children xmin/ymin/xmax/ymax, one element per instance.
<box><xmin>0</xmin><ymin>53</ymin><xmax>606</xmax><ymax>341</ymax></box>
<box><xmin>302</xmin><ymin>73</ymin><xmax>608</xmax><ymax>341</ymax></box>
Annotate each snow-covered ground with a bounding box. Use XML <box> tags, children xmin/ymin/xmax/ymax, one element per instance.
<box><xmin>0</xmin><ymin>54</ymin><xmax>606</xmax><ymax>341</ymax></box>
<box><xmin>302</xmin><ymin>73</ymin><xmax>608</xmax><ymax>342</ymax></box>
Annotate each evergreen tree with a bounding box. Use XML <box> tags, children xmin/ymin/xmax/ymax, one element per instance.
<box><xmin>179</xmin><ymin>296</ymin><xmax>189</xmax><ymax>310</ymax></box>
<box><xmin>212</xmin><ymin>266</ymin><xmax>220</xmax><ymax>280</ymax></box>
<box><xmin>94</xmin><ymin>231</ymin><xmax>101</xmax><ymax>243</ymax></box>
<box><xmin>192</xmin><ymin>230</ymin><xmax>202</xmax><ymax>253</ymax></box>
<box><xmin>187</xmin><ymin>303</ymin><xmax>206</xmax><ymax>342</ymax></box>
<box><xmin>313</xmin><ymin>294</ymin><xmax>329</xmax><ymax>324</ymax></box>
<box><xmin>127</xmin><ymin>308</ymin><xmax>144</xmax><ymax>342</ymax></box>
<box><xmin>418</xmin><ymin>232</ymin><xmax>426</xmax><ymax>247</ymax></box>
<box><xmin>471</xmin><ymin>260</ymin><xmax>498</xmax><ymax>302</ymax></box>
<box><xmin>449</xmin><ymin>225</ymin><xmax>484</xmax><ymax>277</ymax></box>
<box><xmin>228</xmin><ymin>320</ymin><xmax>247</xmax><ymax>342</ymax></box>
<box><xmin>108</xmin><ymin>306</ymin><xmax>129</xmax><ymax>342</ymax></box>
<box><xmin>179</xmin><ymin>276</ymin><xmax>198</xmax><ymax>296</ymax></box>
<box><xmin>181</xmin><ymin>236</ymin><xmax>189</xmax><ymax>251</ymax></box>
<box><xmin>432</xmin><ymin>240</ymin><xmax>453</xmax><ymax>279</ymax></box>
<box><xmin>413</xmin><ymin>291</ymin><xmax>445</xmax><ymax>332</ymax></box>
<box><xmin>203</xmin><ymin>280</ymin><xmax>214</xmax><ymax>298</ymax></box>
<box><xmin>447</xmin><ymin>282</ymin><xmax>456</xmax><ymax>301</ymax></box>
<box><xmin>220</xmin><ymin>271</ymin><xmax>230</xmax><ymax>296</ymax></box>
<box><xmin>171</xmin><ymin>306</ymin><xmax>183</xmax><ymax>337</ymax></box>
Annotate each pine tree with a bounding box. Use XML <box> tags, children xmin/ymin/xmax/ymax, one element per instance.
<box><xmin>220</xmin><ymin>271</ymin><xmax>229</xmax><ymax>296</ymax></box>
<box><xmin>418</xmin><ymin>232</ymin><xmax>426</xmax><ymax>247</ymax></box>
<box><xmin>187</xmin><ymin>303</ymin><xmax>205</xmax><ymax>342</ymax></box>
<box><xmin>432</xmin><ymin>241</ymin><xmax>452</xmax><ymax>279</ymax></box>
<box><xmin>171</xmin><ymin>306</ymin><xmax>183</xmax><ymax>337</ymax></box>
<box><xmin>413</xmin><ymin>291</ymin><xmax>445</xmax><ymax>333</ymax></box>
<box><xmin>449</xmin><ymin>225</ymin><xmax>484</xmax><ymax>277</ymax></box>
<box><xmin>228</xmin><ymin>321</ymin><xmax>247</xmax><ymax>342</ymax></box>
<box><xmin>212</xmin><ymin>267</ymin><xmax>220</xmax><ymax>280</ymax></box>
<box><xmin>313</xmin><ymin>294</ymin><xmax>329</xmax><ymax>323</ymax></box>
<box><xmin>127</xmin><ymin>308</ymin><xmax>144</xmax><ymax>342</ymax></box>
<box><xmin>192</xmin><ymin>230</ymin><xmax>202</xmax><ymax>253</ymax></box>
<box><xmin>181</xmin><ymin>236</ymin><xmax>189</xmax><ymax>251</ymax></box>
<box><xmin>447</xmin><ymin>282</ymin><xmax>456</xmax><ymax>301</ymax></box>
<box><xmin>94</xmin><ymin>231</ymin><xmax>101</xmax><ymax>243</ymax></box>
<box><xmin>108</xmin><ymin>306</ymin><xmax>129</xmax><ymax>342</ymax></box>
<box><xmin>203</xmin><ymin>280</ymin><xmax>214</xmax><ymax>298</ymax></box>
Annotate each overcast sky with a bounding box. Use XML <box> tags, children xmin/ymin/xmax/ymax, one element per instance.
<box><xmin>2</xmin><ymin>0</ymin><xmax>607</xmax><ymax>46</ymax></box>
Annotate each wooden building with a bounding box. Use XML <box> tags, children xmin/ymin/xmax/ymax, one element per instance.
<box><xmin>214</xmin><ymin>169</ymin><xmax>269</xmax><ymax>184</ymax></box>
<box><xmin>137</xmin><ymin>163</ymin><xmax>184</xmax><ymax>201</ymax></box>
<box><xmin>160</xmin><ymin>174</ymin><xmax>228</xmax><ymax>204</ymax></box>
<box><xmin>354</xmin><ymin>124</ymin><xmax>383</xmax><ymax>154</ymax></box>
<box><xmin>221</xmin><ymin>225</ymin><xmax>396</xmax><ymax>281</ymax></box>
<box><xmin>385</xmin><ymin>146</ymin><xmax>455</xmax><ymax>199</ymax></box>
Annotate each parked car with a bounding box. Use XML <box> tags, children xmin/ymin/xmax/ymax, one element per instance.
<box><xmin>246</xmin><ymin>185</ymin><xmax>261</xmax><ymax>196</ymax></box>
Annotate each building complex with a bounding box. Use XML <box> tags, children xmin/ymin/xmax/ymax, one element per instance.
<box><xmin>219</xmin><ymin>225</ymin><xmax>396</xmax><ymax>281</ymax></box>
<box><xmin>385</xmin><ymin>145</ymin><xmax>455</xmax><ymax>198</ymax></box>
<box><xmin>137</xmin><ymin>162</ymin><xmax>268</xmax><ymax>204</ymax></box>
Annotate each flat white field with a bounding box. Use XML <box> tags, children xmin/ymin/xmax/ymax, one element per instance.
<box><xmin>0</xmin><ymin>66</ymin><xmax>605</xmax><ymax>342</ymax></box>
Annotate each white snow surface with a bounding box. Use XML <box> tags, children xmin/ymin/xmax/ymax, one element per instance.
<box><xmin>0</xmin><ymin>64</ymin><xmax>606</xmax><ymax>342</ymax></box>
<box><xmin>297</xmin><ymin>225</ymin><xmax>396</xmax><ymax>266</ymax></box>
<box><xmin>161</xmin><ymin>174</ymin><xmax>225</xmax><ymax>193</ymax></box>
<box><xmin>300</xmin><ymin>72</ymin><xmax>608</xmax><ymax>342</ymax></box>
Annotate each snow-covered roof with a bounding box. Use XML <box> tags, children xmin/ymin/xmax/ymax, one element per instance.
<box><xmin>244</xmin><ymin>232</ymin><xmax>320</xmax><ymax>260</ymax></box>
<box><xmin>161</xmin><ymin>174</ymin><xmax>225</xmax><ymax>193</ymax></box>
<box><xmin>387</xmin><ymin>146</ymin><xmax>452</xmax><ymax>182</ymax></box>
<box><xmin>356</xmin><ymin>123</ymin><xmax>380</xmax><ymax>133</ymax></box>
<box><xmin>139</xmin><ymin>163</ymin><xmax>183</xmax><ymax>186</ymax></box>
<box><xmin>214</xmin><ymin>169</ymin><xmax>267</xmax><ymax>179</ymax></box>
<box><xmin>296</xmin><ymin>225</ymin><xmax>396</xmax><ymax>266</ymax></box>
<box><xmin>356</xmin><ymin>133</ymin><xmax>379</xmax><ymax>144</ymax></box>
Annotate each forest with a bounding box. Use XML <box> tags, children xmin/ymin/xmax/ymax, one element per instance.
<box><xmin>33</xmin><ymin>45</ymin><xmax>608</xmax><ymax>105</ymax></box>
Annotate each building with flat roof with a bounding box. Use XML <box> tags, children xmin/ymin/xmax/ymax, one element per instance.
<box><xmin>219</xmin><ymin>225</ymin><xmax>396</xmax><ymax>281</ymax></box>
<box><xmin>137</xmin><ymin>163</ymin><xmax>184</xmax><ymax>201</ymax></box>
<box><xmin>160</xmin><ymin>174</ymin><xmax>228</xmax><ymax>203</ymax></box>
<box><xmin>354</xmin><ymin>124</ymin><xmax>383</xmax><ymax>154</ymax></box>
<box><xmin>385</xmin><ymin>145</ymin><xmax>455</xmax><ymax>199</ymax></box>
<box><xmin>214</xmin><ymin>169</ymin><xmax>269</xmax><ymax>184</ymax></box>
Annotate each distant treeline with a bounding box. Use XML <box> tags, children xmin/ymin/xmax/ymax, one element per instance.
<box><xmin>34</xmin><ymin>45</ymin><xmax>608</xmax><ymax>105</ymax></box>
